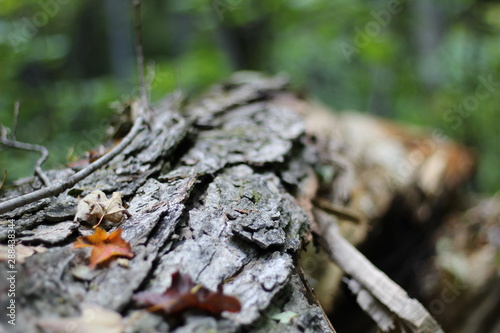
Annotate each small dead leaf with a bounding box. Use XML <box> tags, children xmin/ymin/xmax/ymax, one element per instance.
<box><xmin>74</xmin><ymin>190</ymin><xmax>105</xmax><ymax>224</ymax></box>
<box><xmin>73</xmin><ymin>228</ymin><xmax>134</xmax><ymax>269</ymax></box>
<box><xmin>37</xmin><ymin>303</ymin><xmax>124</xmax><ymax>333</ymax></box>
<box><xmin>74</xmin><ymin>190</ymin><xmax>131</xmax><ymax>226</ymax></box>
<box><xmin>133</xmin><ymin>271</ymin><xmax>241</xmax><ymax>317</ymax></box>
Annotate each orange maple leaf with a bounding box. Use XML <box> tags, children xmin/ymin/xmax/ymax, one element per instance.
<box><xmin>73</xmin><ymin>227</ymin><xmax>134</xmax><ymax>269</ymax></box>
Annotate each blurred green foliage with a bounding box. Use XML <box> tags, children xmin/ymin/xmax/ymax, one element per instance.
<box><xmin>0</xmin><ymin>0</ymin><xmax>498</xmax><ymax>193</ymax></box>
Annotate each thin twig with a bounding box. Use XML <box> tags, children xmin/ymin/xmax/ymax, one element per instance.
<box><xmin>1</xmin><ymin>102</ymin><xmax>51</xmax><ymax>186</ymax></box>
<box><xmin>0</xmin><ymin>115</ymin><xmax>144</xmax><ymax>215</ymax></box>
<box><xmin>0</xmin><ymin>137</ymin><xmax>51</xmax><ymax>187</ymax></box>
<box><xmin>133</xmin><ymin>0</ymin><xmax>147</xmax><ymax>107</ymax></box>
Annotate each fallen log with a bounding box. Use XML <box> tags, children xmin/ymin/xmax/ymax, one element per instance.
<box><xmin>0</xmin><ymin>72</ymin><xmax>474</xmax><ymax>332</ymax></box>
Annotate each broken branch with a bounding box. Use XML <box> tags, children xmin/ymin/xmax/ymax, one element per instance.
<box><xmin>315</xmin><ymin>210</ymin><xmax>443</xmax><ymax>333</ymax></box>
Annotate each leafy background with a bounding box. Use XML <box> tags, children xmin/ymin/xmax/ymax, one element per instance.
<box><xmin>0</xmin><ymin>0</ymin><xmax>499</xmax><ymax>193</ymax></box>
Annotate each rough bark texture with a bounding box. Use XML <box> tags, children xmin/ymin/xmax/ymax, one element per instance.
<box><xmin>1</xmin><ymin>72</ymin><xmax>493</xmax><ymax>333</ymax></box>
<box><xmin>0</xmin><ymin>73</ymin><xmax>334</xmax><ymax>333</ymax></box>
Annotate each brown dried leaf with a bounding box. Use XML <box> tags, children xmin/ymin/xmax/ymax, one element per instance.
<box><xmin>134</xmin><ymin>271</ymin><xmax>241</xmax><ymax>317</ymax></box>
<box><xmin>74</xmin><ymin>190</ymin><xmax>131</xmax><ymax>226</ymax></box>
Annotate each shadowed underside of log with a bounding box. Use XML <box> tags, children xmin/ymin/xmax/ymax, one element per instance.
<box><xmin>0</xmin><ymin>73</ymin><xmax>335</xmax><ymax>332</ymax></box>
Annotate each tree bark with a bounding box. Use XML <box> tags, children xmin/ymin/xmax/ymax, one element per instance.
<box><xmin>1</xmin><ymin>71</ymin><xmax>476</xmax><ymax>333</ymax></box>
<box><xmin>0</xmin><ymin>73</ymin><xmax>335</xmax><ymax>332</ymax></box>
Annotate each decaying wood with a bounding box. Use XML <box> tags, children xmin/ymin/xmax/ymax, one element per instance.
<box><xmin>2</xmin><ymin>72</ymin><xmax>480</xmax><ymax>333</ymax></box>
<box><xmin>0</xmin><ymin>73</ymin><xmax>335</xmax><ymax>332</ymax></box>
<box><xmin>274</xmin><ymin>94</ymin><xmax>476</xmax><ymax>325</ymax></box>
<box><xmin>316</xmin><ymin>210</ymin><xmax>443</xmax><ymax>332</ymax></box>
<box><xmin>422</xmin><ymin>196</ymin><xmax>500</xmax><ymax>333</ymax></box>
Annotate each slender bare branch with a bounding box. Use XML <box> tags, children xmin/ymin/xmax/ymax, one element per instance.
<box><xmin>0</xmin><ymin>136</ymin><xmax>51</xmax><ymax>187</ymax></box>
<box><xmin>0</xmin><ymin>115</ymin><xmax>145</xmax><ymax>215</ymax></box>
<box><xmin>1</xmin><ymin>102</ymin><xmax>51</xmax><ymax>186</ymax></box>
<box><xmin>133</xmin><ymin>0</ymin><xmax>147</xmax><ymax>107</ymax></box>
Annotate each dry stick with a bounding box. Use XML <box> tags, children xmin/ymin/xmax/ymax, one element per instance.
<box><xmin>133</xmin><ymin>0</ymin><xmax>147</xmax><ymax>107</ymax></box>
<box><xmin>0</xmin><ymin>115</ymin><xmax>144</xmax><ymax>215</ymax></box>
<box><xmin>342</xmin><ymin>277</ymin><xmax>397</xmax><ymax>331</ymax></box>
<box><xmin>0</xmin><ymin>101</ymin><xmax>50</xmax><ymax>186</ymax></box>
<box><xmin>316</xmin><ymin>213</ymin><xmax>443</xmax><ymax>333</ymax></box>
<box><xmin>0</xmin><ymin>136</ymin><xmax>51</xmax><ymax>187</ymax></box>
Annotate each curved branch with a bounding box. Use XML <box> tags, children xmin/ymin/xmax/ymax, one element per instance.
<box><xmin>1</xmin><ymin>101</ymin><xmax>50</xmax><ymax>186</ymax></box>
<box><xmin>0</xmin><ymin>115</ymin><xmax>145</xmax><ymax>215</ymax></box>
<box><xmin>0</xmin><ymin>0</ymin><xmax>151</xmax><ymax>216</ymax></box>
<box><xmin>0</xmin><ymin>136</ymin><xmax>51</xmax><ymax>187</ymax></box>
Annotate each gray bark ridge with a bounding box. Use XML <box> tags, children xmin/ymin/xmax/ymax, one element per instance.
<box><xmin>0</xmin><ymin>72</ymin><xmax>333</xmax><ymax>332</ymax></box>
